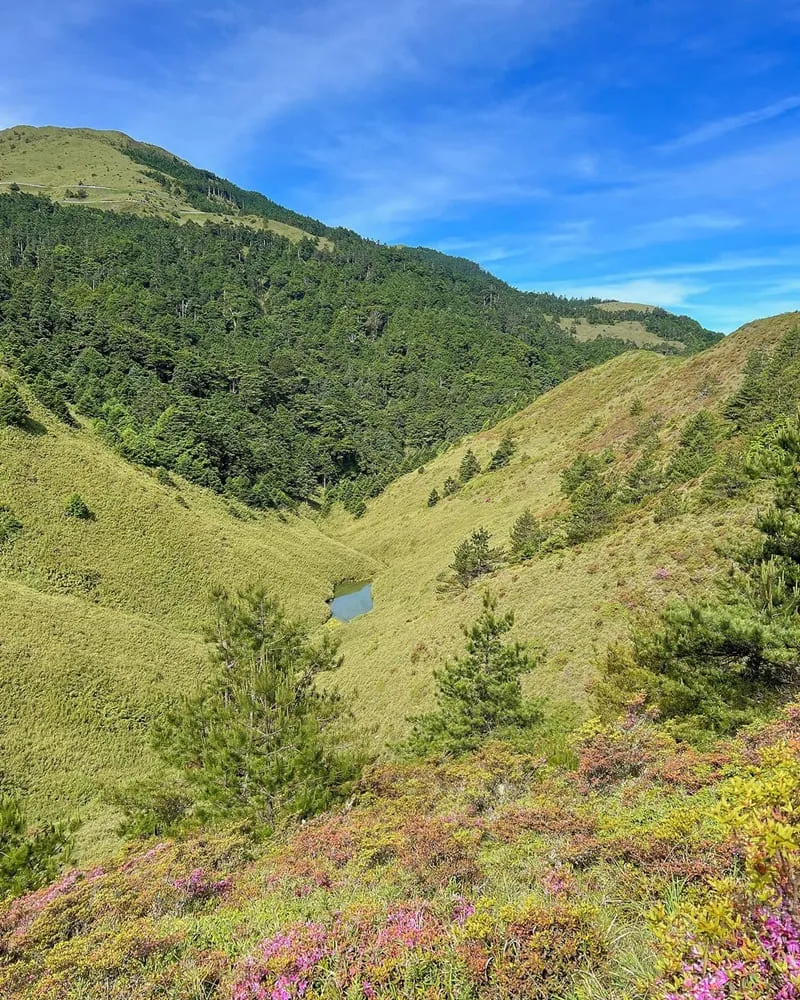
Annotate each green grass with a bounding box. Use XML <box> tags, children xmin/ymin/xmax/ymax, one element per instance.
<box><xmin>558</xmin><ymin>315</ymin><xmax>683</xmax><ymax>349</ymax></box>
<box><xmin>0</xmin><ymin>125</ymin><xmax>330</xmax><ymax>245</ymax></box>
<box><xmin>0</xmin><ymin>311</ymin><xmax>796</xmax><ymax>858</ymax></box>
<box><xmin>322</xmin><ymin>314</ymin><xmax>795</xmax><ymax>733</ymax></box>
<box><xmin>0</xmin><ymin>389</ymin><xmax>375</xmax><ymax>856</ymax></box>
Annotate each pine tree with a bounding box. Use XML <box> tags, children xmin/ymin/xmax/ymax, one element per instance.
<box><xmin>427</xmin><ymin>488</ymin><xmax>440</xmax><ymax>507</ymax></box>
<box><xmin>459</xmin><ymin>449</ymin><xmax>481</xmax><ymax>483</ymax></box>
<box><xmin>450</xmin><ymin>527</ymin><xmax>504</xmax><ymax>587</ymax></box>
<box><xmin>560</xmin><ymin>450</ymin><xmax>613</xmax><ymax>497</ymax></box>
<box><xmin>509</xmin><ymin>508</ymin><xmax>546</xmax><ymax>561</ymax></box>
<box><xmin>489</xmin><ymin>432</ymin><xmax>516</xmax><ymax>470</ymax></box>
<box><xmin>64</xmin><ymin>493</ymin><xmax>94</xmax><ymax>520</ymax></box>
<box><xmin>153</xmin><ymin>587</ymin><xmax>365</xmax><ymax>830</ymax></box>
<box><xmin>406</xmin><ymin>592</ymin><xmax>542</xmax><ymax>755</ymax></box>
<box><xmin>566</xmin><ymin>473</ymin><xmax>617</xmax><ymax>543</ymax></box>
<box><xmin>724</xmin><ymin>348</ymin><xmax>769</xmax><ymax>430</ymax></box>
<box><xmin>666</xmin><ymin>410</ymin><xmax>721</xmax><ymax>482</ymax></box>
<box><xmin>0</xmin><ymin>382</ymin><xmax>29</xmax><ymax>428</ymax></box>
<box><xmin>595</xmin><ymin>412</ymin><xmax>800</xmax><ymax>738</ymax></box>
<box><xmin>0</xmin><ymin>788</ymin><xmax>74</xmax><ymax>899</ymax></box>
<box><xmin>443</xmin><ymin>476</ymin><xmax>459</xmax><ymax>497</ymax></box>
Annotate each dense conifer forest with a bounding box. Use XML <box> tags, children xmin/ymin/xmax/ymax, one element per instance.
<box><xmin>0</xmin><ymin>192</ymin><xmax>717</xmax><ymax>508</ymax></box>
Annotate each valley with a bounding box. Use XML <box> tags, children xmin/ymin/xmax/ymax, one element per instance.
<box><xmin>1</xmin><ymin>125</ymin><xmax>799</xmax><ymax>1000</ymax></box>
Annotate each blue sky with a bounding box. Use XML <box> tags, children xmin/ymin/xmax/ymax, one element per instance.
<box><xmin>2</xmin><ymin>0</ymin><xmax>800</xmax><ymax>331</ymax></box>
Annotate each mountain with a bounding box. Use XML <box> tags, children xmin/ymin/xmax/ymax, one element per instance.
<box><xmin>0</xmin><ymin>127</ymin><xmax>719</xmax><ymax>510</ymax></box>
<box><xmin>0</xmin><ymin>305</ymin><xmax>794</xmax><ymax>856</ymax></box>
<box><xmin>2</xmin><ymin>127</ymin><xmax>800</xmax><ymax>1000</ymax></box>
<box><xmin>0</xmin><ymin>125</ymin><xmax>330</xmax><ymax>243</ymax></box>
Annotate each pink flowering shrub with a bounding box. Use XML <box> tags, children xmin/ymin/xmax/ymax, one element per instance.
<box><xmin>173</xmin><ymin>867</ymin><xmax>232</xmax><ymax>901</ymax></box>
<box><xmin>232</xmin><ymin>905</ymin><xmax>447</xmax><ymax>998</ymax></box>
<box><xmin>662</xmin><ymin>903</ymin><xmax>800</xmax><ymax>1000</ymax></box>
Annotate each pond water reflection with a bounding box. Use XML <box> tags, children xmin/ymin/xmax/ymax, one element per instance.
<box><xmin>328</xmin><ymin>581</ymin><xmax>373</xmax><ymax>622</ymax></box>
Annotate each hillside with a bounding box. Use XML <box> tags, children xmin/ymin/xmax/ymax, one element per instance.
<box><xmin>0</xmin><ymin>125</ymin><xmax>329</xmax><ymax>244</ymax></box>
<box><xmin>324</xmin><ymin>312</ymin><xmax>797</xmax><ymax>723</ymax></box>
<box><xmin>0</xmin><ymin>389</ymin><xmax>376</xmax><ymax>856</ymax></box>
<box><xmin>0</xmin><ymin>311</ymin><xmax>795</xmax><ymax>860</ymax></box>
<box><xmin>4</xmin><ymin>703</ymin><xmax>800</xmax><ymax>999</ymax></box>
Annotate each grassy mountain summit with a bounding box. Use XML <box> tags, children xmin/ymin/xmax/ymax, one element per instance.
<box><xmin>0</xmin><ymin>125</ymin><xmax>329</xmax><ymax>243</ymax></box>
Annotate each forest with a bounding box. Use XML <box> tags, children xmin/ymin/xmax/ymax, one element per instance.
<box><xmin>0</xmin><ymin>191</ymin><xmax>718</xmax><ymax>509</ymax></box>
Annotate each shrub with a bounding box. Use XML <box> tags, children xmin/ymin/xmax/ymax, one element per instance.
<box><xmin>0</xmin><ymin>382</ymin><xmax>29</xmax><ymax>428</ymax></box>
<box><xmin>427</xmin><ymin>488</ymin><xmax>440</xmax><ymax>507</ymax></box>
<box><xmin>653</xmin><ymin>491</ymin><xmax>686</xmax><ymax>523</ymax></box>
<box><xmin>459</xmin><ymin>449</ymin><xmax>481</xmax><ymax>483</ymax></box>
<box><xmin>443</xmin><ymin>476</ymin><xmax>459</xmax><ymax>497</ymax></box>
<box><xmin>461</xmin><ymin>901</ymin><xmax>608</xmax><ymax>998</ymax></box>
<box><xmin>0</xmin><ymin>506</ymin><xmax>22</xmax><ymax>546</ymax></box>
<box><xmin>450</xmin><ymin>527</ymin><xmax>504</xmax><ymax>587</ymax></box>
<box><xmin>63</xmin><ymin>493</ymin><xmax>94</xmax><ymax>520</ymax></box>
<box><xmin>566</xmin><ymin>474</ymin><xmax>617</xmax><ymax>543</ymax></box>
<box><xmin>508</xmin><ymin>507</ymin><xmax>547</xmax><ymax>561</ymax></box>
<box><xmin>0</xmin><ymin>790</ymin><xmax>75</xmax><ymax>900</ymax></box>
<box><xmin>666</xmin><ymin>410</ymin><xmax>722</xmax><ymax>482</ymax></box>
<box><xmin>654</xmin><ymin>743</ymin><xmax>800</xmax><ymax>999</ymax></box>
<box><xmin>489</xmin><ymin>432</ymin><xmax>516</xmax><ymax>470</ymax></box>
<box><xmin>561</xmin><ymin>450</ymin><xmax>614</xmax><ymax>497</ymax></box>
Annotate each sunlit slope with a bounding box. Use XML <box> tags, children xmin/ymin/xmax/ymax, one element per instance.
<box><xmin>0</xmin><ymin>391</ymin><xmax>376</xmax><ymax>852</ymax></box>
<box><xmin>324</xmin><ymin>314</ymin><xmax>797</xmax><ymax>733</ymax></box>
<box><xmin>0</xmin><ymin>125</ymin><xmax>325</xmax><ymax>242</ymax></box>
<box><xmin>0</xmin><ymin>313</ymin><xmax>791</xmax><ymax>857</ymax></box>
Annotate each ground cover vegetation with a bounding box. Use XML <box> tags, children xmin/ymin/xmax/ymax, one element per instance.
<box><xmin>4</xmin><ymin>321</ymin><xmax>800</xmax><ymax>996</ymax></box>
<box><xmin>4</xmin><ymin>699</ymin><xmax>800</xmax><ymax>997</ymax></box>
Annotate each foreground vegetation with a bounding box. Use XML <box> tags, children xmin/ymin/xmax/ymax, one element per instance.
<box><xmin>5</xmin><ymin>340</ymin><xmax>800</xmax><ymax>995</ymax></box>
<box><xmin>3</xmin><ymin>705</ymin><xmax>800</xmax><ymax>998</ymax></box>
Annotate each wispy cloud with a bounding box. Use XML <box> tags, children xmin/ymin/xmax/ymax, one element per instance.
<box><xmin>301</xmin><ymin>103</ymin><xmax>594</xmax><ymax>234</ymax></box>
<box><xmin>540</xmin><ymin>277</ymin><xmax>709</xmax><ymax>309</ymax></box>
<box><xmin>660</xmin><ymin>94</ymin><xmax>800</xmax><ymax>152</ymax></box>
<box><xmin>133</xmin><ymin>0</ymin><xmax>594</xmax><ymax>167</ymax></box>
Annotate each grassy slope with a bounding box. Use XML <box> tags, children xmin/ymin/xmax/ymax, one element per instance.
<box><xmin>0</xmin><ymin>314</ymin><xmax>794</xmax><ymax>858</ymax></box>
<box><xmin>0</xmin><ymin>392</ymin><xmax>376</xmax><ymax>855</ymax></box>
<box><xmin>0</xmin><ymin>125</ymin><xmax>326</xmax><ymax>244</ymax></box>
<box><xmin>324</xmin><ymin>314</ymin><xmax>798</xmax><ymax>735</ymax></box>
<box><xmin>558</xmin><ymin>315</ymin><xmax>682</xmax><ymax>350</ymax></box>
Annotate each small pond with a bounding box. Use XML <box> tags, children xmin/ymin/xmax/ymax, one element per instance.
<box><xmin>328</xmin><ymin>581</ymin><xmax>373</xmax><ymax>622</ymax></box>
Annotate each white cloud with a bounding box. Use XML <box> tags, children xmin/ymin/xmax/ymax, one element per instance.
<box><xmin>539</xmin><ymin>277</ymin><xmax>707</xmax><ymax>309</ymax></box>
<box><xmin>133</xmin><ymin>0</ymin><xmax>595</xmax><ymax>167</ymax></box>
<box><xmin>660</xmin><ymin>95</ymin><xmax>800</xmax><ymax>153</ymax></box>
